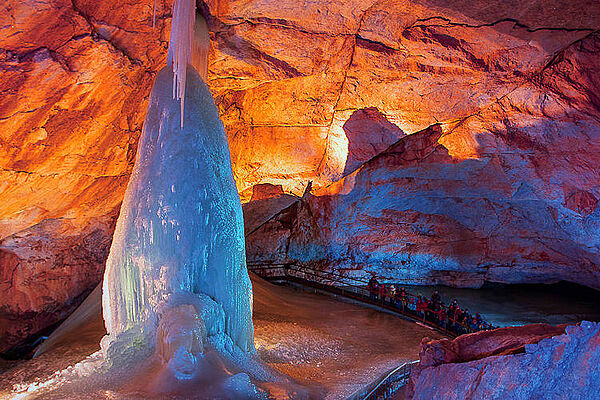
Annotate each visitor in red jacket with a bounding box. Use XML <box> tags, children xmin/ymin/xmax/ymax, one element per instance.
<box><xmin>439</xmin><ymin>308</ymin><xmax>447</xmax><ymax>328</ymax></box>
<box><xmin>378</xmin><ymin>283</ymin><xmax>386</xmax><ymax>302</ymax></box>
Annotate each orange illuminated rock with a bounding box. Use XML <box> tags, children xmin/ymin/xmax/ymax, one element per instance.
<box><xmin>0</xmin><ymin>0</ymin><xmax>169</xmax><ymax>353</ymax></box>
<box><xmin>205</xmin><ymin>0</ymin><xmax>599</xmax><ymax>194</ymax></box>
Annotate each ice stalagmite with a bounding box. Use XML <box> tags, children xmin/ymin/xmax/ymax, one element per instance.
<box><xmin>8</xmin><ymin>8</ymin><xmax>282</xmax><ymax>399</ymax></box>
<box><xmin>98</xmin><ymin>6</ymin><xmax>267</xmax><ymax>390</ymax></box>
<box><xmin>101</xmin><ymin>64</ymin><xmax>255</xmax><ymax>361</ymax></box>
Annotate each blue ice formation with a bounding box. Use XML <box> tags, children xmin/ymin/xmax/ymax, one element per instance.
<box><xmin>101</xmin><ymin>65</ymin><xmax>255</xmax><ymax>363</ymax></box>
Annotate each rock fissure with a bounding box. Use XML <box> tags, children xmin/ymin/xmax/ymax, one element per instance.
<box><xmin>410</xmin><ymin>16</ymin><xmax>596</xmax><ymax>34</ymax></box>
<box><xmin>68</xmin><ymin>0</ymin><xmax>142</xmax><ymax>65</ymax></box>
<box><xmin>0</xmin><ymin>107</ymin><xmax>41</xmax><ymax>121</ymax></box>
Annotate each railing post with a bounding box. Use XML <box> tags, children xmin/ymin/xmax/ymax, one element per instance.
<box><xmin>283</xmin><ymin>263</ymin><xmax>290</xmax><ymax>279</ymax></box>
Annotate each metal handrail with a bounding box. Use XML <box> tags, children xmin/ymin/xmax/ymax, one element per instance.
<box><xmin>251</xmin><ymin>263</ymin><xmax>425</xmax><ymax>303</ymax></box>
<box><xmin>249</xmin><ymin>262</ymin><xmax>373</xmax><ymax>287</ymax></box>
<box><xmin>360</xmin><ymin>360</ymin><xmax>419</xmax><ymax>400</ymax></box>
<box><xmin>249</xmin><ymin>263</ymin><xmax>496</xmax><ymax>336</ymax></box>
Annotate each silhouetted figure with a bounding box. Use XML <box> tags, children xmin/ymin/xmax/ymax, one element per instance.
<box><xmin>416</xmin><ymin>295</ymin><xmax>425</xmax><ymax>318</ymax></box>
<box><xmin>389</xmin><ymin>284</ymin><xmax>397</xmax><ymax>305</ymax></box>
<box><xmin>476</xmin><ymin>312</ymin><xmax>483</xmax><ymax>329</ymax></box>
<box><xmin>431</xmin><ymin>290</ymin><xmax>441</xmax><ymax>309</ymax></box>
<box><xmin>439</xmin><ymin>307</ymin><xmax>447</xmax><ymax>329</ymax></box>
<box><xmin>368</xmin><ymin>276</ymin><xmax>379</xmax><ymax>301</ymax></box>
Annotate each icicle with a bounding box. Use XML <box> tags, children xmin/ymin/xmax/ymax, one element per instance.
<box><xmin>192</xmin><ymin>13</ymin><xmax>210</xmax><ymax>83</ymax></box>
<box><xmin>167</xmin><ymin>0</ymin><xmax>196</xmax><ymax>128</ymax></box>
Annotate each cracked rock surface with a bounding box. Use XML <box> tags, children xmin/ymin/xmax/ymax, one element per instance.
<box><xmin>238</xmin><ymin>2</ymin><xmax>600</xmax><ymax>290</ymax></box>
<box><xmin>1</xmin><ymin>0</ymin><xmax>600</xmax><ymax>352</ymax></box>
<box><xmin>0</xmin><ymin>0</ymin><xmax>169</xmax><ymax>353</ymax></box>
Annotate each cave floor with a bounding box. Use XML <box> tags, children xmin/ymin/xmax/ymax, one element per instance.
<box><xmin>0</xmin><ymin>275</ymin><xmax>442</xmax><ymax>399</ymax></box>
<box><xmin>252</xmin><ymin>277</ymin><xmax>444</xmax><ymax>399</ymax></box>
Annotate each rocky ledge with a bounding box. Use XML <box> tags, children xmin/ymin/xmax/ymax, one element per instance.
<box><xmin>402</xmin><ymin>321</ymin><xmax>600</xmax><ymax>399</ymax></box>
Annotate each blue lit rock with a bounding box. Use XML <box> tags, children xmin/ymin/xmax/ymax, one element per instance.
<box><xmin>245</xmin><ymin>32</ymin><xmax>600</xmax><ymax>290</ymax></box>
<box><xmin>408</xmin><ymin>322</ymin><xmax>600</xmax><ymax>399</ymax></box>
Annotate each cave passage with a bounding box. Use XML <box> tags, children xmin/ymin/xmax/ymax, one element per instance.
<box><xmin>402</xmin><ymin>281</ymin><xmax>600</xmax><ymax>327</ymax></box>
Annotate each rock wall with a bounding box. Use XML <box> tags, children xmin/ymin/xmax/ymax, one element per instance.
<box><xmin>405</xmin><ymin>322</ymin><xmax>600</xmax><ymax>399</ymax></box>
<box><xmin>0</xmin><ymin>0</ymin><xmax>169</xmax><ymax>353</ymax></box>
<box><xmin>246</xmin><ymin>105</ymin><xmax>600</xmax><ymax>289</ymax></box>
<box><xmin>1</xmin><ymin>0</ymin><xmax>600</xmax><ymax>351</ymax></box>
<box><xmin>205</xmin><ymin>0</ymin><xmax>600</xmax><ymax>198</ymax></box>
<box><xmin>228</xmin><ymin>0</ymin><xmax>600</xmax><ymax>288</ymax></box>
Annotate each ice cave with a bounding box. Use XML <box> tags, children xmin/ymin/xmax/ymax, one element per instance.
<box><xmin>1</xmin><ymin>0</ymin><xmax>600</xmax><ymax>399</ymax></box>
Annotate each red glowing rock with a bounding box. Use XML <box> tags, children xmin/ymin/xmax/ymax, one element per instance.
<box><xmin>418</xmin><ymin>324</ymin><xmax>568</xmax><ymax>368</ymax></box>
<box><xmin>250</xmin><ymin>183</ymin><xmax>286</xmax><ymax>202</ymax></box>
<box><xmin>564</xmin><ymin>190</ymin><xmax>599</xmax><ymax>216</ymax></box>
<box><xmin>405</xmin><ymin>322</ymin><xmax>600</xmax><ymax>399</ymax></box>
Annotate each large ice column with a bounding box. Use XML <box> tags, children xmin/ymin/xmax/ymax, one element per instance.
<box><xmin>101</xmin><ymin>64</ymin><xmax>254</xmax><ymax>354</ymax></box>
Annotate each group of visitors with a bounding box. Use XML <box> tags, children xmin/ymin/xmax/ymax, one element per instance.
<box><xmin>367</xmin><ymin>276</ymin><xmax>494</xmax><ymax>335</ymax></box>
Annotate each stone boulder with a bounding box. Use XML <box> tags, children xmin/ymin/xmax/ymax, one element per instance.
<box><xmin>418</xmin><ymin>323</ymin><xmax>568</xmax><ymax>368</ymax></box>
<box><xmin>406</xmin><ymin>322</ymin><xmax>600</xmax><ymax>399</ymax></box>
<box><xmin>0</xmin><ymin>215</ymin><xmax>116</xmax><ymax>353</ymax></box>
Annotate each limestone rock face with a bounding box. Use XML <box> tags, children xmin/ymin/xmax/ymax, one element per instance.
<box><xmin>0</xmin><ymin>215</ymin><xmax>116</xmax><ymax>353</ymax></box>
<box><xmin>218</xmin><ymin>0</ymin><xmax>600</xmax><ymax>288</ymax></box>
<box><xmin>1</xmin><ymin>0</ymin><xmax>600</xmax><ymax>351</ymax></box>
<box><xmin>246</xmin><ymin>88</ymin><xmax>600</xmax><ymax>290</ymax></box>
<box><xmin>241</xmin><ymin>6</ymin><xmax>600</xmax><ymax>291</ymax></box>
<box><xmin>407</xmin><ymin>322</ymin><xmax>600</xmax><ymax>399</ymax></box>
<box><xmin>204</xmin><ymin>0</ymin><xmax>600</xmax><ymax>198</ymax></box>
<box><xmin>418</xmin><ymin>324</ymin><xmax>568</xmax><ymax>368</ymax></box>
<box><xmin>0</xmin><ymin>0</ymin><xmax>169</xmax><ymax>353</ymax></box>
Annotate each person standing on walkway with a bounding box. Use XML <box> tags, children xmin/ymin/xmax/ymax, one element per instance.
<box><xmin>416</xmin><ymin>295</ymin><xmax>425</xmax><ymax>319</ymax></box>
<box><xmin>389</xmin><ymin>284</ymin><xmax>397</xmax><ymax>306</ymax></box>
<box><xmin>432</xmin><ymin>290</ymin><xmax>441</xmax><ymax>310</ymax></box>
<box><xmin>439</xmin><ymin>307</ymin><xmax>447</xmax><ymax>329</ymax></box>
<box><xmin>368</xmin><ymin>276</ymin><xmax>379</xmax><ymax>301</ymax></box>
<box><xmin>399</xmin><ymin>287</ymin><xmax>408</xmax><ymax>311</ymax></box>
<box><xmin>378</xmin><ymin>283</ymin><xmax>386</xmax><ymax>302</ymax></box>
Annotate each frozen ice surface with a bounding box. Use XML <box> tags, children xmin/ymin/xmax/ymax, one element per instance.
<box><xmin>222</xmin><ymin>373</ymin><xmax>269</xmax><ymax>399</ymax></box>
<box><xmin>102</xmin><ymin>64</ymin><xmax>255</xmax><ymax>355</ymax></box>
<box><xmin>191</xmin><ymin>13</ymin><xmax>210</xmax><ymax>83</ymax></box>
<box><xmin>156</xmin><ymin>305</ymin><xmax>206</xmax><ymax>380</ymax></box>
